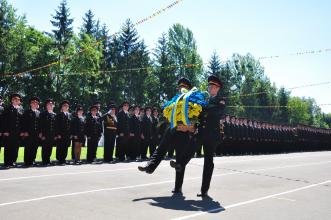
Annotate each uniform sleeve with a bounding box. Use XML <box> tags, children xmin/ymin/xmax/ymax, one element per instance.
<box><xmin>70</xmin><ymin>118</ymin><xmax>76</xmax><ymax>136</ymax></box>
<box><xmin>22</xmin><ymin>110</ymin><xmax>29</xmax><ymax>133</ymax></box>
<box><xmin>2</xmin><ymin>107</ymin><xmax>10</xmax><ymax>133</ymax></box>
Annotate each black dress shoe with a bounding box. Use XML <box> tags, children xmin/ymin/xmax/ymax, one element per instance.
<box><xmin>138</xmin><ymin>165</ymin><xmax>154</xmax><ymax>174</ymax></box>
<box><xmin>172</xmin><ymin>188</ymin><xmax>183</xmax><ymax>194</ymax></box>
<box><xmin>138</xmin><ymin>165</ymin><xmax>149</xmax><ymax>171</ymax></box>
<box><xmin>197</xmin><ymin>192</ymin><xmax>209</xmax><ymax>198</ymax></box>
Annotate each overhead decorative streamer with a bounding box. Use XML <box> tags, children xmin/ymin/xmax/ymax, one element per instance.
<box><xmin>4</xmin><ymin>0</ymin><xmax>185</xmax><ymax>78</ymax></box>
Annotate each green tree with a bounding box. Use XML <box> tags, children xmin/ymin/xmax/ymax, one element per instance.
<box><xmin>81</xmin><ymin>9</ymin><xmax>95</xmax><ymax>36</ymax></box>
<box><xmin>50</xmin><ymin>0</ymin><xmax>74</xmax><ymax>96</ymax></box>
<box><xmin>208</xmin><ymin>51</ymin><xmax>221</xmax><ymax>76</ymax></box>
<box><xmin>275</xmin><ymin>87</ymin><xmax>290</xmax><ymax>123</ymax></box>
<box><xmin>152</xmin><ymin>33</ymin><xmax>176</xmax><ymax>103</ymax></box>
<box><xmin>51</xmin><ymin>0</ymin><xmax>73</xmax><ymax>54</ymax></box>
<box><xmin>168</xmin><ymin>23</ymin><xmax>203</xmax><ymax>86</ymax></box>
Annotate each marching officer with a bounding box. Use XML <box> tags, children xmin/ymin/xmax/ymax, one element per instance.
<box><xmin>102</xmin><ymin>103</ymin><xmax>117</xmax><ymax>163</ymax></box>
<box><xmin>85</xmin><ymin>105</ymin><xmax>102</xmax><ymax>163</ymax></box>
<box><xmin>138</xmin><ymin>78</ymin><xmax>192</xmax><ymax>174</ymax></box>
<box><xmin>196</xmin><ymin>75</ymin><xmax>226</xmax><ymax>197</ymax></box>
<box><xmin>56</xmin><ymin>100</ymin><xmax>72</xmax><ymax>165</ymax></box>
<box><xmin>39</xmin><ymin>99</ymin><xmax>57</xmax><ymax>166</ymax></box>
<box><xmin>2</xmin><ymin>93</ymin><xmax>25</xmax><ymax>168</ymax></box>
<box><xmin>171</xmin><ymin>75</ymin><xmax>226</xmax><ymax>197</ymax></box>
<box><xmin>23</xmin><ymin>96</ymin><xmax>41</xmax><ymax>167</ymax></box>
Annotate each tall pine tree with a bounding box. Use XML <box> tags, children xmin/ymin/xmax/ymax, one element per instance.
<box><xmin>152</xmin><ymin>33</ymin><xmax>176</xmax><ymax>102</ymax></box>
<box><xmin>51</xmin><ymin>0</ymin><xmax>73</xmax><ymax>54</ymax></box>
<box><xmin>168</xmin><ymin>23</ymin><xmax>203</xmax><ymax>86</ymax></box>
<box><xmin>208</xmin><ymin>51</ymin><xmax>222</xmax><ymax>76</ymax></box>
<box><xmin>50</xmin><ymin>0</ymin><xmax>74</xmax><ymax>96</ymax></box>
<box><xmin>81</xmin><ymin>9</ymin><xmax>96</xmax><ymax>36</ymax></box>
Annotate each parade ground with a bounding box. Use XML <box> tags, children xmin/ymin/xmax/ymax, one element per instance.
<box><xmin>0</xmin><ymin>151</ymin><xmax>330</xmax><ymax>220</ymax></box>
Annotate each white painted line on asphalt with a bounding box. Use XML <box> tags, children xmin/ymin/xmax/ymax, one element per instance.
<box><xmin>0</xmin><ymin>173</ymin><xmax>235</xmax><ymax>208</ymax></box>
<box><xmin>212</xmin><ymin>153</ymin><xmax>331</xmax><ymax>165</ymax></box>
<box><xmin>0</xmin><ymin>160</ymin><xmax>330</xmax><ymax>207</ymax></box>
<box><xmin>273</xmin><ymin>197</ymin><xmax>296</xmax><ymax>202</ymax></box>
<box><xmin>0</xmin><ymin>165</ymin><xmax>166</xmax><ymax>182</ymax></box>
<box><xmin>1</xmin><ymin>153</ymin><xmax>331</xmax><ymax>182</ymax></box>
<box><xmin>172</xmin><ymin>180</ymin><xmax>331</xmax><ymax>220</ymax></box>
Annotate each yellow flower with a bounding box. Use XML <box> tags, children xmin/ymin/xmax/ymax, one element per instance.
<box><xmin>163</xmin><ymin>100</ymin><xmax>204</xmax><ymax>124</ymax></box>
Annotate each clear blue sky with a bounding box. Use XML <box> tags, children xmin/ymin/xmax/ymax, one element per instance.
<box><xmin>8</xmin><ymin>0</ymin><xmax>331</xmax><ymax>113</ymax></box>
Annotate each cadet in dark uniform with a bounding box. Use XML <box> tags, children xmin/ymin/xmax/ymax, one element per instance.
<box><xmin>216</xmin><ymin>118</ymin><xmax>225</xmax><ymax>156</ymax></box>
<box><xmin>128</xmin><ymin>105</ymin><xmax>141</xmax><ymax>161</ymax></box>
<box><xmin>141</xmin><ymin>106</ymin><xmax>153</xmax><ymax>160</ymax></box>
<box><xmin>117</xmin><ymin>101</ymin><xmax>130</xmax><ymax>161</ymax></box>
<box><xmin>56</xmin><ymin>100</ymin><xmax>72</xmax><ymax>165</ymax></box>
<box><xmin>102</xmin><ymin>103</ymin><xmax>117</xmax><ymax>163</ymax></box>
<box><xmin>0</xmin><ymin>96</ymin><xmax>4</xmax><ymax>154</ymax></box>
<box><xmin>222</xmin><ymin>115</ymin><xmax>231</xmax><ymax>155</ymax></box>
<box><xmin>39</xmin><ymin>99</ymin><xmax>57</xmax><ymax>166</ymax></box>
<box><xmin>23</xmin><ymin>97</ymin><xmax>41</xmax><ymax>167</ymax></box>
<box><xmin>85</xmin><ymin>105</ymin><xmax>102</xmax><ymax>163</ymax></box>
<box><xmin>93</xmin><ymin>101</ymin><xmax>103</xmax><ymax>117</ymax></box>
<box><xmin>197</xmin><ymin>75</ymin><xmax>226</xmax><ymax>197</ymax></box>
<box><xmin>172</xmin><ymin>75</ymin><xmax>226</xmax><ymax>197</ymax></box>
<box><xmin>138</xmin><ymin>78</ymin><xmax>192</xmax><ymax>173</ymax></box>
<box><xmin>151</xmin><ymin>107</ymin><xmax>160</xmax><ymax>155</ymax></box>
<box><xmin>2</xmin><ymin>93</ymin><xmax>25</xmax><ymax>168</ymax></box>
<box><xmin>71</xmin><ymin>105</ymin><xmax>85</xmax><ymax>164</ymax></box>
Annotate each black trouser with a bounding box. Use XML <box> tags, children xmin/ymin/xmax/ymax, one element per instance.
<box><xmin>128</xmin><ymin>136</ymin><xmax>140</xmax><ymax>160</ymax></box>
<box><xmin>200</xmin><ymin>139</ymin><xmax>217</xmax><ymax>194</ymax></box>
<box><xmin>24</xmin><ymin>135</ymin><xmax>40</xmax><ymax>166</ymax></box>
<box><xmin>141</xmin><ymin>137</ymin><xmax>152</xmax><ymax>159</ymax></box>
<box><xmin>56</xmin><ymin>137</ymin><xmax>71</xmax><ymax>163</ymax></box>
<box><xmin>87</xmin><ymin>137</ymin><xmax>99</xmax><ymax>162</ymax></box>
<box><xmin>177</xmin><ymin>133</ymin><xmax>218</xmax><ymax>194</ymax></box>
<box><xmin>116</xmin><ymin>135</ymin><xmax>129</xmax><ymax>161</ymax></box>
<box><xmin>167</xmin><ymin>144</ymin><xmax>175</xmax><ymax>158</ymax></box>
<box><xmin>104</xmin><ymin>130</ymin><xmax>117</xmax><ymax>162</ymax></box>
<box><xmin>147</xmin><ymin>127</ymin><xmax>173</xmax><ymax>172</ymax></box>
<box><xmin>42</xmin><ymin>138</ymin><xmax>55</xmax><ymax>164</ymax></box>
<box><xmin>173</xmin><ymin>131</ymin><xmax>191</xmax><ymax>191</ymax></box>
<box><xmin>4</xmin><ymin>135</ymin><xmax>20</xmax><ymax>166</ymax></box>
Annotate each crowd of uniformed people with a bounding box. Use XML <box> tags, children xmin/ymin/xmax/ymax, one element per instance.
<box><xmin>0</xmin><ymin>92</ymin><xmax>330</xmax><ymax>169</ymax></box>
<box><xmin>214</xmin><ymin>115</ymin><xmax>331</xmax><ymax>156</ymax></box>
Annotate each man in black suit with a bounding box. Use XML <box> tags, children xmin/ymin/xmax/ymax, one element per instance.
<box><xmin>138</xmin><ymin>78</ymin><xmax>192</xmax><ymax>174</ymax></box>
<box><xmin>85</xmin><ymin>105</ymin><xmax>102</xmax><ymax>163</ymax></box>
<box><xmin>128</xmin><ymin>105</ymin><xmax>141</xmax><ymax>161</ymax></box>
<box><xmin>39</xmin><ymin>99</ymin><xmax>57</xmax><ymax>166</ymax></box>
<box><xmin>2</xmin><ymin>93</ymin><xmax>25</xmax><ymax>168</ymax></box>
<box><xmin>116</xmin><ymin>101</ymin><xmax>130</xmax><ymax>161</ymax></box>
<box><xmin>56</xmin><ymin>100</ymin><xmax>72</xmax><ymax>165</ymax></box>
<box><xmin>23</xmin><ymin>97</ymin><xmax>41</xmax><ymax>167</ymax></box>
<box><xmin>141</xmin><ymin>106</ymin><xmax>153</xmax><ymax>160</ymax></box>
<box><xmin>171</xmin><ymin>75</ymin><xmax>226</xmax><ymax>197</ymax></box>
<box><xmin>151</xmin><ymin>107</ymin><xmax>160</xmax><ymax>155</ymax></box>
